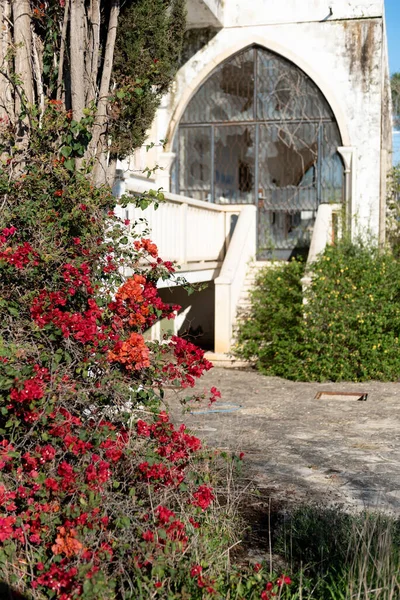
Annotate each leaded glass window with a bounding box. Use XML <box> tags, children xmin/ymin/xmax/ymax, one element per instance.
<box><xmin>172</xmin><ymin>45</ymin><xmax>344</xmax><ymax>258</ymax></box>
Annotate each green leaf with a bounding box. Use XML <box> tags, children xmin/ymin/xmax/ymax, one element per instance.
<box><xmin>64</xmin><ymin>158</ymin><xmax>75</xmax><ymax>171</ymax></box>
<box><xmin>60</xmin><ymin>145</ymin><xmax>72</xmax><ymax>158</ymax></box>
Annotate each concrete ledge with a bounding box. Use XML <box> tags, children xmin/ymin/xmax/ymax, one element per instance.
<box><xmin>204</xmin><ymin>352</ymin><xmax>252</xmax><ymax>368</ymax></box>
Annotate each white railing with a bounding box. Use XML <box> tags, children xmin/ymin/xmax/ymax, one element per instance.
<box><xmin>214</xmin><ymin>205</ymin><xmax>257</xmax><ymax>353</ymax></box>
<box><xmin>122</xmin><ymin>183</ymin><xmax>243</xmax><ymax>266</ymax></box>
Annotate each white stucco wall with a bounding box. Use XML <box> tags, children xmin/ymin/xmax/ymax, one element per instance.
<box><xmin>187</xmin><ymin>0</ymin><xmax>223</xmax><ymax>28</ymax></box>
<box><xmin>123</xmin><ymin>0</ymin><xmax>389</xmax><ymax>242</ymax></box>
<box><xmin>223</xmin><ymin>0</ymin><xmax>383</xmax><ymax>27</ymax></box>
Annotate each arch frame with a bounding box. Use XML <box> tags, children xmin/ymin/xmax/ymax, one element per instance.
<box><xmin>165</xmin><ymin>35</ymin><xmax>351</xmax><ymax>152</ymax></box>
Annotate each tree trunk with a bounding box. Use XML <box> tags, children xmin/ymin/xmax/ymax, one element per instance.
<box><xmin>12</xmin><ymin>0</ymin><xmax>34</xmax><ymax>110</ymax></box>
<box><xmin>0</xmin><ymin>0</ymin><xmax>14</xmax><ymax>120</ymax></box>
<box><xmin>86</xmin><ymin>0</ymin><xmax>100</xmax><ymax>104</ymax></box>
<box><xmin>90</xmin><ymin>0</ymin><xmax>120</xmax><ymax>185</ymax></box>
<box><xmin>70</xmin><ymin>0</ymin><xmax>86</xmax><ymax>121</ymax></box>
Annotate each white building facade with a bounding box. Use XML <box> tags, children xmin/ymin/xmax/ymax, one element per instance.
<box><xmin>122</xmin><ymin>0</ymin><xmax>391</xmax><ymax>251</ymax></box>
<box><xmin>118</xmin><ymin>0</ymin><xmax>392</xmax><ymax>352</ymax></box>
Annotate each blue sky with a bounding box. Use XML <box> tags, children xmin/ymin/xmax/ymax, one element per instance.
<box><xmin>385</xmin><ymin>0</ymin><xmax>400</xmax><ymax>74</ymax></box>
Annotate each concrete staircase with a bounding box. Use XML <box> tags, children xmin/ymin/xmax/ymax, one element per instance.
<box><xmin>230</xmin><ymin>261</ymin><xmax>267</xmax><ymax>355</ymax></box>
<box><xmin>205</xmin><ymin>261</ymin><xmax>266</xmax><ymax>366</ymax></box>
<box><xmin>234</xmin><ymin>261</ymin><xmax>266</xmax><ymax>323</ymax></box>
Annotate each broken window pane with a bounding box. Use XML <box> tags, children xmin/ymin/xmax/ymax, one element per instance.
<box><xmin>214</xmin><ymin>125</ymin><xmax>255</xmax><ymax>204</ymax></box>
<box><xmin>173</xmin><ymin>45</ymin><xmax>344</xmax><ymax>257</ymax></box>
<box><xmin>180</xmin><ymin>48</ymin><xmax>255</xmax><ymax>123</ymax></box>
<box><xmin>178</xmin><ymin>126</ymin><xmax>211</xmax><ymax>201</ymax></box>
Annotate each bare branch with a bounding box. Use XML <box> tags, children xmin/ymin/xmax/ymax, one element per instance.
<box><xmin>0</xmin><ymin>68</ymin><xmax>32</xmax><ymax>129</ymax></box>
<box><xmin>56</xmin><ymin>0</ymin><xmax>70</xmax><ymax>102</ymax></box>
<box><xmin>86</xmin><ymin>0</ymin><xmax>100</xmax><ymax>104</ymax></box>
<box><xmin>31</xmin><ymin>27</ymin><xmax>44</xmax><ymax>124</ymax></box>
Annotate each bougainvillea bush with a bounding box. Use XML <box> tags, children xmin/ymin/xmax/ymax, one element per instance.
<box><xmin>0</xmin><ymin>100</ymin><xmax>296</xmax><ymax>600</ymax></box>
<box><xmin>0</xmin><ymin>102</ymin><xmax>250</xmax><ymax>599</ymax></box>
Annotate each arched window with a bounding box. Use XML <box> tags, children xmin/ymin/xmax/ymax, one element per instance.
<box><xmin>171</xmin><ymin>46</ymin><xmax>344</xmax><ymax>259</ymax></box>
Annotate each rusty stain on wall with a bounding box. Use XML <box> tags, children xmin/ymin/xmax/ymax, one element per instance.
<box><xmin>343</xmin><ymin>19</ymin><xmax>380</xmax><ymax>91</ymax></box>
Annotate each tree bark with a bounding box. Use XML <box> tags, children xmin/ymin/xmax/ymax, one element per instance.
<box><xmin>86</xmin><ymin>0</ymin><xmax>100</xmax><ymax>104</ymax></box>
<box><xmin>31</xmin><ymin>27</ymin><xmax>44</xmax><ymax>123</ymax></box>
<box><xmin>56</xmin><ymin>0</ymin><xmax>70</xmax><ymax>102</ymax></box>
<box><xmin>70</xmin><ymin>0</ymin><xmax>86</xmax><ymax>121</ymax></box>
<box><xmin>0</xmin><ymin>0</ymin><xmax>14</xmax><ymax>120</ymax></box>
<box><xmin>12</xmin><ymin>0</ymin><xmax>34</xmax><ymax>110</ymax></box>
<box><xmin>90</xmin><ymin>0</ymin><xmax>120</xmax><ymax>185</ymax></box>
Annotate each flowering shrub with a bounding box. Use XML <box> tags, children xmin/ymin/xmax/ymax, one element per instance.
<box><xmin>0</xmin><ymin>104</ymin><xmax>228</xmax><ymax>598</ymax></box>
<box><xmin>0</xmin><ymin>102</ymin><xmax>296</xmax><ymax>600</ymax></box>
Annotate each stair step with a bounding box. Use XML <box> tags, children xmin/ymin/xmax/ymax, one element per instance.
<box><xmin>230</xmin><ymin>262</ymin><xmax>269</xmax><ymax>345</ymax></box>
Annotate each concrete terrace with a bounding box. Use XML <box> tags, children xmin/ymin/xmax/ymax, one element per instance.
<box><xmin>168</xmin><ymin>368</ymin><xmax>400</xmax><ymax>513</ymax></box>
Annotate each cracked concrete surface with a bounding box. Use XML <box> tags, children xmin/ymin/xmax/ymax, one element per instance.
<box><xmin>167</xmin><ymin>368</ymin><xmax>400</xmax><ymax>513</ymax></box>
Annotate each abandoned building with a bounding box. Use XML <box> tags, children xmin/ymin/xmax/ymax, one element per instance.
<box><xmin>115</xmin><ymin>0</ymin><xmax>392</xmax><ymax>357</ymax></box>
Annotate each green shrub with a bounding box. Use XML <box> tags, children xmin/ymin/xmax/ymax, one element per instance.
<box><xmin>234</xmin><ymin>260</ymin><xmax>305</xmax><ymax>379</ymax></box>
<box><xmin>386</xmin><ymin>165</ymin><xmax>400</xmax><ymax>256</ymax></box>
<box><xmin>235</xmin><ymin>240</ymin><xmax>400</xmax><ymax>381</ymax></box>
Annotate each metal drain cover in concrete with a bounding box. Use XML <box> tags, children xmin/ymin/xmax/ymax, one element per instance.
<box><xmin>315</xmin><ymin>391</ymin><xmax>368</xmax><ymax>401</ymax></box>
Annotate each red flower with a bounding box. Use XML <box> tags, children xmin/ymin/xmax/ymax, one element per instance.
<box><xmin>209</xmin><ymin>386</ymin><xmax>221</xmax><ymax>405</ymax></box>
<box><xmin>39</xmin><ymin>444</ymin><xmax>56</xmax><ymax>463</ymax></box>
<box><xmin>45</xmin><ymin>478</ymin><xmax>59</xmax><ymax>492</ymax></box>
<box><xmin>277</xmin><ymin>575</ymin><xmax>292</xmax><ymax>586</ymax></box>
<box><xmin>190</xmin><ymin>565</ymin><xmax>202</xmax><ymax>577</ymax></box>
<box><xmin>142</xmin><ymin>530</ymin><xmax>154</xmax><ymax>542</ymax></box>
<box><xmin>0</xmin><ymin>516</ymin><xmax>16</xmax><ymax>542</ymax></box>
<box><xmin>189</xmin><ymin>517</ymin><xmax>200</xmax><ymax>529</ymax></box>
<box><xmin>191</xmin><ymin>485</ymin><xmax>214</xmax><ymax>510</ymax></box>
<box><xmin>10</xmin><ymin>377</ymin><xmax>44</xmax><ymax>403</ymax></box>
<box><xmin>136</xmin><ymin>419</ymin><xmax>151</xmax><ymax>437</ymax></box>
<box><xmin>156</xmin><ymin>505</ymin><xmax>175</xmax><ymax>525</ymax></box>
